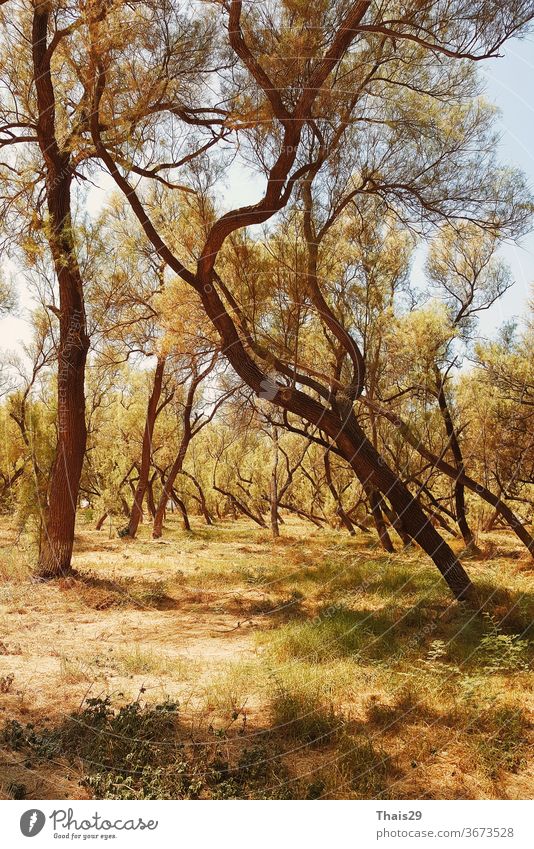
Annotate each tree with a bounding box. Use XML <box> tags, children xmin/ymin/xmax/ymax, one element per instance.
<box><xmin>0</xmin><ymin>3</ymin><xmax>93</xmax><ymax>576</ymax></box>
<box><xmin>84</xmin><ymin>0</ymin><xmax>534</xmax><ymax>599</ymax></box>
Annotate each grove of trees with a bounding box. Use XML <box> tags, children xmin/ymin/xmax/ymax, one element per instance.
<box><xmin>1</xmin><ymin>0</ymin><xmax>533</xmax><ymax>600</ymax></box>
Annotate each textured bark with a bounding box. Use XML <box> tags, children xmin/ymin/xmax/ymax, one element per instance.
<box><xmin>127</xmin><ymin>356</ymin><xmax>166</xmax><ymax>538</ymax></box>
<box><xmin>33</xmin><ymin>6</ymin><xmax>90</xmax><ymax>578</ymax></box>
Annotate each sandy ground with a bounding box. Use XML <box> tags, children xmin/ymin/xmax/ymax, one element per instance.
<box><xmin>0</xmin><ymin>516</ymin><xmax>532</xmax><ymax>799</ymax></box>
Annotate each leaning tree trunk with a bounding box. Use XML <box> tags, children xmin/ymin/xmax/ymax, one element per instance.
<box><xmin>182</xmin><ymin>472</ymin><xmax>213</xmax><ymax>525</ymax></box>
<box><xmin>92</xmin><ymin>0</ymin><xmax>475</xmax><ymax>600</ymax></box>
<box><xmin>366</xmin><ymin>398</ymin><xmax>534</xmax><ymax>558</ymax></box>
<box><xmin>335</xmin><ymin>413</ymin><xmax>474</xmax><ymax>600</ymax></box>
<box><xmin>380</xmin><ymin>501</ymin><xmax>413</xmax><ymax>546</ymax></box>
<box><xmin>191</xmin><ymin>277</ymin><xmax>474</xmax><ymax>599</ymax></box>
<box><xmin>152</xmin><ymin>436</ymin><xmax>190</xmax><ymax>538</ymax></box>
<box><xmin>367</xmin><ymin>486</ymin><xmax>395</xmax><ymax>553</ymax></box>
<box><xmin>171</xmin><ymin>489</ymin><xmax>191</xmax><ymax>531</ymax></box>
<box><xmin>33</xmin><ymin>5</ymin><xmax>90</xmax><ymax>578</ymax></box>
<box><xmin>153</xmin><ymin>401</ymin><xmax>195</xmax><ymax>538</ymax></box>
<box><xmin>324</xmin><ymin>450</ymin><xmax>356</xmax><ymax>535</ymax></box>
<box><xmin>434</xmin><ymin>367</ymin><xmax>480</xmax><ymax>553</ymax></box>
<box><xmin>270</xmin><ymin>426</ymin><xmax>280</xmax><ymax>538</ymax></box>
<box><xmin>127</xmin><ymin>356</ymin><xmax>166</xmax><ymax>538</ymax></box>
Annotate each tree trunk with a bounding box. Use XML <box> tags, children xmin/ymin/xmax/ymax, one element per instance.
<box><xmin>182</xmin><ymin>472</ymin><xmax>213</xmax><ymax>525</ymax></box>
<box><xmin>380</xmin><ymin>500</ymin><xmax>412</xmax><ymax>546</ymax></box>
<box><xmin>366</xmin><ymin>397</ymin><xmax>534</xmax><ymax>558</ymax></box>
<box><xmin>192</xmin><ymin>281</ymin><xmax>474</xmax><ymax>598</ymax></box>
<box><xmin>335</xmin><ymin>415</ymin><xmax>473</xmax><ymax>600</ymax></box>
<box><xmin>213</xmin><ymin>485</ymin><xmax>267</xmax><ymax>527</ymax></box>
<box><xmin>146</xmin><ymin>473</ymin><xmax>157</xmax><ymax>519</ymax></box>
<box><xmin>96</xmin><ymin>512</ymin><xmax>108</xmax><ymax>531</ymax></box>
<box><xmin>153</xmin><ymin>433</ymin><xmax>191</xmax><ymax>537</ymax></box>
<box><xmin>273</xmin><ymin>499</ymin><xmax>325</xmax><ymax>527</ymax></box>
<box><xmin>152</xmin><ymin>368</ymin><xmax>209</xmax><ymax>538</ymax></box>
<box><xmin>367</xmin><ymin>487</ymin><xmax>395</xmax><ymax>552</ymax></box>
<box><xmin>92</xmin><ymin>0</ymin><xmax>476</xmax><ymax>598</ymax></box>
<box><xmin>434</xmin><ymin>367</ymin><xmax>480</xmax><ymax>553</ymax></box>
<box><xmin>270</xmin><ymin>426</ymin><xmax>280</xmax><ymax>538</ymax></box>
<box><xmin>33</xmin><ymin>6</ymin><xmax>90</xmax><ymax>578</ymax></box>
<box><xmin>127</xmin><ymin>356</ymin><xmax>166</xmax><ymax>538</ymax></box>
<box><xmin>171</xmin><ymin>489</ymin><xmax>191</xmax><ymax>531</ymax></box>
<box><xmin>324</xmin><ymin>450</ymin><xmax>356</xmax><ymax>535</ymax></box>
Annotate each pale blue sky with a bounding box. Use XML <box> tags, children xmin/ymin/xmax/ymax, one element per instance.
<box><xmin>476</xmin><ymin>35</ymin><xmax>534</xmax><ymax>336</ymax></box>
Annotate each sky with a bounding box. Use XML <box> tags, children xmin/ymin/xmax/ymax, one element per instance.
<box><xmin>1</xmin><ymin>34</ymin><xmax>533</xmax><ymax>356</ymax></box>
<box><xmin>475</xmin><ymin>34</ymin><xmax>534</xmax><ymax>336</ymax></box>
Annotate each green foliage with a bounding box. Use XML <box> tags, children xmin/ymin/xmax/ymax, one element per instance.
<box><xmin>262</xmin><ymin>607</ymin><xmax>401</xmax><ymax>663</ymax></box>
<box><xmin>475</xmin><ymin>615</ymin><xmax>530</xmax><ymax>672</ymax></box>
<box><xmin>1</xmin><ymin>696</ymin><xmax>293</xmax><ymax>800</ymax></box>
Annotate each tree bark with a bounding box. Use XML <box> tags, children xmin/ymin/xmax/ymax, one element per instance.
<box><xmin>127</xmin><ymin>356</ymin><xmax>166</xmax><ymax>538</ymax></box>
<box><xmin>146</xmin><ymin>473</ymin><xmax>157</xmax><ymax>519</ymax></box>
<box><xmin>33</xmin><ymin>6</ymin><xmax>90</xmax><ymax>578</ymax></box>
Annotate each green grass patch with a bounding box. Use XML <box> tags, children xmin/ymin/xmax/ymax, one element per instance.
<box><xmin>260</xmin><ymin>607</ymin><xmax>403</xmax><ymax>662</ymax></box>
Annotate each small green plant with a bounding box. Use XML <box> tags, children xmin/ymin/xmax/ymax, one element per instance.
<box><xmin>1</xmin><ymin>695</ymin><xmax>294</xmax><ymax>800</ymax></box>
<box><xmin>476</xmin><ymin>615</ymin><xmax>530</xmax><ymax>672</ymax></box>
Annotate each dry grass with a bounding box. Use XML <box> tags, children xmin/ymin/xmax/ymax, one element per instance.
<box><xmin>0</xmin><ymin>513</ymin><xmax>532</xmax><ymax>800</ymax></box>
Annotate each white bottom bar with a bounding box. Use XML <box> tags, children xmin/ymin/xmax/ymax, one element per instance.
<box><xmin>2</xmin><ymin>799</ymin><xmax>533</xmax><ymax>849</ymax></box>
